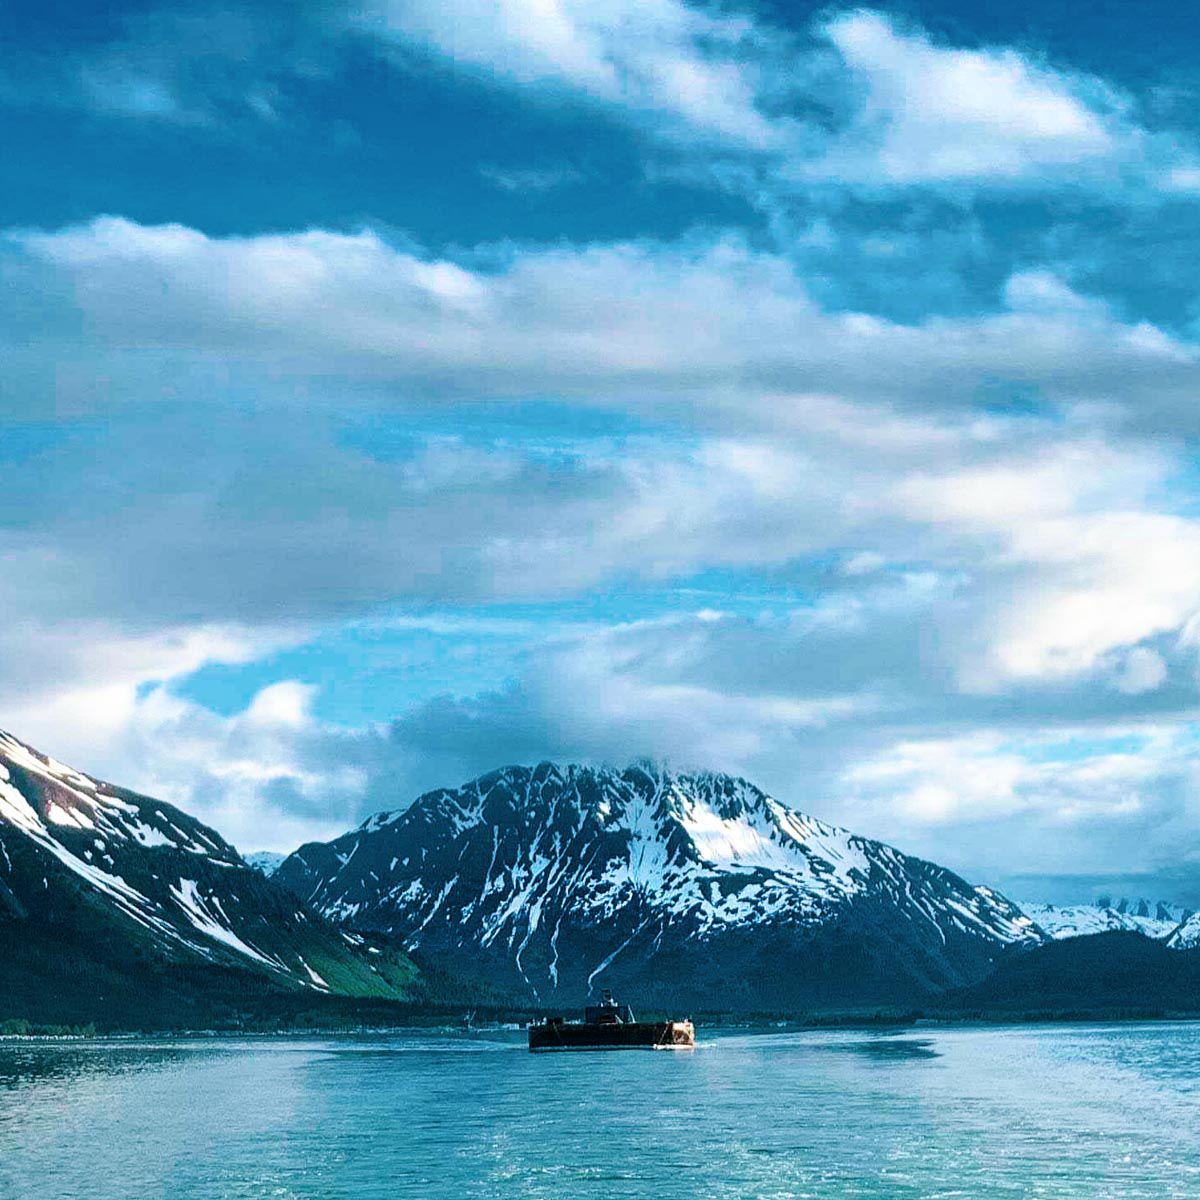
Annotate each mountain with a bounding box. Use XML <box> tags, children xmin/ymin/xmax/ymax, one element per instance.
<box><xmin>938</xmin><ymin>930</ymin><xmax>1200</xmax><ymax>1018</ymax></box>
<box><xmin>0</xmin><ymin>730</ymin><xmax>423</xmax><ymax>1028</ymax></box>
<box><xmin>1167</xmin><ymin>913</ymin><xmax>1200</xmax><ymax>950</ymax></box>
<box><xmin>245</xmin><ymin>851</ymin><xmax>286</xmax><ymax>877</ymax></box>
<box><xmin>1022</xmin><ymin>900</ymin><xmax>1189</xmax><ymax>942</ymax></box>
<box><xmin>276</xmin><ymin>762</ymin><xmax>1043</xmax><ymax>1012</ymax></box>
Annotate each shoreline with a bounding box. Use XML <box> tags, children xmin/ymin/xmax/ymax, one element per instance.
<box><xmin>6</xmin><ymin>1009</ymin><xmax>1200</xmax><ymax>1043</ymax></box>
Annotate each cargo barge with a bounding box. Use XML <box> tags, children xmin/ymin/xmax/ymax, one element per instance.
<box><xmin>528</xmin><ymin>991</ymin><xmax>694</xmax><ymax>1052</ymax></box>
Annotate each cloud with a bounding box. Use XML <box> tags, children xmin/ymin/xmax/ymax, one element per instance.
<box><xmin>5</xmin><ymin>423</ymin><xmax>1198</xmax><ymax>872</ymax></box>
<box><xmin>0</xmin><ymin>7</ymin><xmax>305</xmax><ymax>128</ymax></box>
<box><xmin>6</xmin><ymin>0</ymin><xmax>1200</xmax><ymax>881</ymax></box>
<box><xmin>320</xmin><ymin>607</ymin><xmax>1200</xmax><ymax>878</ymax></box>
<box><xmin>0</xmin><ymin>622</ymin><xmax>340</xmax><ymax>853</ymax></box>
<box><xmin>351</xmin><ymin>0</ymin><xmax>786</xmax><ymax>148</ymax></box>
<box><xmin>12</xmin><ymin>0</ymin><xmax>1200</xmax><ymax>209</ymax></box>
<box><xmin>6</xmin><ymin>215</ymin><xmax>1200</xmax><ymax>715</ymax></box>
<box><xmin>50</xmin><ymin>681</ymin><xmax>374</xmax><ymax>853</ymax></box>
<box><xmin>39</xmin><ymin>594</ymin><xmax>1200</xmax><ymax>875</ymax></box>
<box><xmin>812</xmin><ymin>10</ymin><xmax>1121</xmax><ymax>184</ymax></box>
<box><xmin>5</xmin><ymin>208</ymin><xmax>1200</xmax><ymax>877</ymax></box>
<box><xmin>1115</xmin><ymin>647</ymin><xmax>1169</xmax><ymax>696</ymax></box>
<box><xmin>478</xmin><ymin>163</ymin><xmax>587</xmax><ymax>193</ymax></box>
<box><xmin>891</xmin><ymin>439</ymin><xmax>1200</xmax><ymax>690</ymax></box>
<box><xmin>10</xmin><ymin>217</ymin><xmax>1200</xmax><ymax>441</ymax></box>
<box><xmin>346</xmin><ymin>1</ymin><xmax>1200</xmax><ymax>197</ymax></box>
<box><xmin>0</xmin><ymin>620</ymin><xmax>298</xmax><ymax>730</ymax></box>
<box><xmin>841</xmin><ymin>726</ymin><xmax>1200</xmax><ymax>877</ymax></box>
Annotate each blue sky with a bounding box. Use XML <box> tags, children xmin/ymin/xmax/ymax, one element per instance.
<box><xmin>5</xmin><ymin>0</ymin><xmax>1200</xmax><ymax>901</ymax></box>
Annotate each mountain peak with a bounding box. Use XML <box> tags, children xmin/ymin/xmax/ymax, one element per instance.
<box><xmin>0</xmin><ymin>729</ymin><xmax>239</xmax><ymax>863</ymax></box>
<box><xmin>277</xmin><ymin>760</ymin><xmax>1042</xmax><ymax>1009</ymax></box>
<box><xmin>352</xmin><ymin>760</ymin><xmax>774</xmax><ymax>844</ymax></box>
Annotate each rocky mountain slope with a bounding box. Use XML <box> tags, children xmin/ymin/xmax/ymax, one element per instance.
<box><xmin>276</xmin><ymin>762</ymin><xmax>1044</xmax><ymax>1011</ymax></box>
<box><xmin>0</xmin><ymin>730</ymin><xmax>421</xmax><ymax>1025</ymax></box>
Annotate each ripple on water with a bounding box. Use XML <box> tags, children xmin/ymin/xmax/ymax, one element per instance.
<box><xmin>1</xmin><ymin>1024</ymin><xmax>1199</xmax><ymax>1199</ymax></box>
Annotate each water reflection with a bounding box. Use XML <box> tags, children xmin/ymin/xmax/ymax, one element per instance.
<box><xmin>833</xmin><ymin>1036</ymin><xmax>941</xmax><ymax>1060</ymax></box>
<box><xmin>0</xmin><ymin>1040</ymin><xmax>190</xmax><ymax>1090</ymax></box>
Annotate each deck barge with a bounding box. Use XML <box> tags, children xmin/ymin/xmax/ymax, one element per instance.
<box><xmin>528</xmin><ymin>992</ymin><xmax>694</xmax><ymax>1052</ymax></box>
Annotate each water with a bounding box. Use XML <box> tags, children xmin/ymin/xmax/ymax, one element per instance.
<box><xmin>2</xmin><ymin>1023</ymin><xmax>1199</xmax><ymax>1199</ymax></box>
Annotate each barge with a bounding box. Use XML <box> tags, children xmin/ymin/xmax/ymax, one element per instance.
<box><xmin>528</xmin><ymin>991</ymin><xmax>694</xmax><ymax>1052</ymax></box>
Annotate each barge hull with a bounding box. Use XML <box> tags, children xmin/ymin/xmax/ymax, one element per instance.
<box><xmin>528</xmin><ymin>1020</ymin><xmax>694</xmax><ymax>1052</ymax></box>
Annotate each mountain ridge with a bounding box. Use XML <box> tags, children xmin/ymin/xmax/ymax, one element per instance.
<box><xmin>1023</xmin><ymin>900</ymin><xmax>1191</xmax><ymax>943</ymax></box>
<box><xmin>276</xmin><ymin>760</ymin><xmax>1044</xmax><ymax>1011</ymax></box>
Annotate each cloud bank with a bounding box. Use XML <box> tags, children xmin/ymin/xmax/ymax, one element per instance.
<box><xmin>3</xmin><ymin>1</ymin><xmax>1200</xmax><ymax>892</ymax></box>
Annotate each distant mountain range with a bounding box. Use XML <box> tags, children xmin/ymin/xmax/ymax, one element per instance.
<box><xmin>1022</xmin><ymin>900</ymin><xmax>1190</xmax><ymax>942</ymax></box>
<box><xmin>5</xmin><ymin>731</ymin><xmax>1199</xmax><ymax>1028</ymax></box>
<box><xmin>275</xmin><ymin>762</ymin><xmax>1045</xmax><ymax>1011</ymax></box>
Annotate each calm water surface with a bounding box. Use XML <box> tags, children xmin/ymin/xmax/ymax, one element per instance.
<box><xmin>2</xmin><ymin>1023</ymin><xmax>1199</xmax><ymax>1199</ymax></box>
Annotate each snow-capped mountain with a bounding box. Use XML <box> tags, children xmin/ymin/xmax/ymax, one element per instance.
<box><xmin>0</xmin><ymin>730</ymin><xmax>413</xmax><ymax>1002</ymax></box>
<box><xmin>276</xmin><ymin>762</ymin><xmax>1044</xmax><ymax>1010</ymax></box>
<box><xmin>1167</xmin><ymin>913</ymin><xmax>1200</xmax><ymax>950</ymax></box>
<box><xmin>245</xmin><ymin>851</ymin><xmax>286</xmax><ymax>877</ymax></box>
<box><xmin>1023</xmin><ymin>901</ymin><xmax>1189</xmax><ymax>942</ymax></box>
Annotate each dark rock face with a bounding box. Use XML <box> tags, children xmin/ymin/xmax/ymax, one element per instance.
<box><xmin>277</xmin><ymin>762</ymin><xmax>1043</xmax><ymax>1011</ymax></box>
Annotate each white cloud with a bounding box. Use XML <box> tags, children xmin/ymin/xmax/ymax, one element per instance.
<box><xmin>0</xmin><ymin>621</ymin><xmax>299</xmax><ymax>739</ymax></box>
<box><xmin>13</xmin><ymin>218</ymin><xmax>1200</xmax><ymax>437</ymax></box>
<box><xmin>894</xmin><ymin>439</ymin><xmax>1200</xmax><ymax>689</ymax></box>
<box><xmin>8</xmin><ymin>4</ymin><xmax>1200</xmax><ymax>884</ymax></box>
<box><xmin>9</xmin><ymin>217</ymin><xmax>1200</xmax><ymax>707</ymax></box>
<box><xmin>840</xmin><ymin>725</ymin><xmax>1200</xmax><ymax>876</ymax></box>
<box><xmin>998</xmin><ymin>513</ymin><xmax>1200</xmax><ymax>681</ymax></box>
<box><xmin>1114</xmin><ymin>647</ymin><xmax>1169</xmax><ymax>696</ymax></box>
<box><xmin>346</xmin><ymin>2</ymin><xmax>1200</xmax><ymax>196</ymax></box>
<box><xmin>15</xmin><ymin>0</ymin><xmax>1200</xmax><ymax>202</ymax></box>
<box><xmin>84</xmin><ymin>682</ymin><xmax>370</xmax><ymax>853</ymax></box>
<box><xmin>353</xmin><ymin>0</ymin><xmax>783</xmax><ymax>148</ymax></box>
<box><xmin>0</xmin><ymin>623</ymin><xmax>342</xmax><ymax>852</ymax></box>
<box><xmin>243</xmin><ymin>681</ymin><xmax>319</xmax><ymax>727</ymax></box>
<box><xmin>2</xmin><ymin>665</ymin><xmax>371</xmax><ymax>853</ymax></box>
<box><xmin>815</xmin><ymin>10</ymin><xmax>1121</xmax><ymax>184</ymax></box>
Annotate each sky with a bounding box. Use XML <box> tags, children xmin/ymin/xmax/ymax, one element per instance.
<box><xmin>5</xmin><ymin>0</ymin><xmax>1200</xmax><ymax>900</ymax></box>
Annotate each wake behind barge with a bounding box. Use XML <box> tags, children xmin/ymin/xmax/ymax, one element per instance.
<box><xmin>528</xmin><ymin>992</ymin><xmax>694</xmax><ymax>1052</ymax></box>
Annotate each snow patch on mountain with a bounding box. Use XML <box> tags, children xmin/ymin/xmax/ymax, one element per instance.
<box><xmin>0</xmin><ymin>732</ymin><xmax>232</xmax><ymax>860</ymax></box>
<box><xmin>170</xmin><ymin>878</ymin><xmax>287</xmax><ymax>968</ymax></box>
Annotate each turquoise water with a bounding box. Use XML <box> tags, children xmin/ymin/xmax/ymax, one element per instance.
<box><xmin>2</xmin><ymin>1024</ymin><xmax>1199</xmax><ymax>1198</ymax></box>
